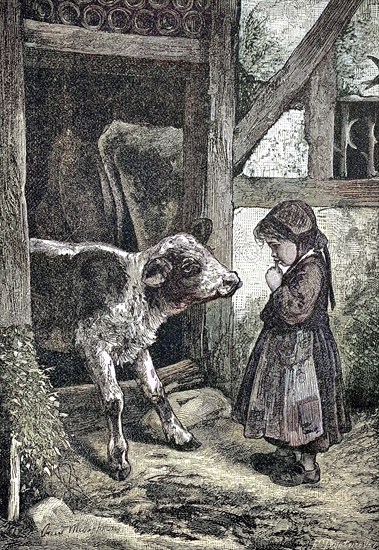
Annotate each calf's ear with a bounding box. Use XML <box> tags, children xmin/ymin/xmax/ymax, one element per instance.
<box><xmin>143</xmin><ymin>257</ymin><xmax>172</xmax><ymax>287</ymax></box>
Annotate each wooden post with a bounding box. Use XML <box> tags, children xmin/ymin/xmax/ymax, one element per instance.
<box><xmin>182</xmin><ymin>64</ymin><xmax>209</xmax><ymax>365</ymax></box>
<box><xmin>204</xmin><ymin>0</ymin><xmax>240</xmax><ymax>395</ymax></box>
<box><xmin>305</xmin><ymin>50</ymin><xmax>337</xmax><ymax>180</ymax></box>
<box><xmin>1</xmin><ymin>0</ymin><xmax>29</xmax><ymax>522</ymax></box>
<box><xmin>0</xmin><ymin>0</ymin><xmax>30</xmax><ymax>327</ymax></box>
<box><xmin>7</xmin><ymin>437</ymin><xmax>21</xmax><ymax>522</ymax></box>
<box><xmin>183</xmin><ymin>64</ymin><xmax>209</xmax><ymax>231</ymax></box>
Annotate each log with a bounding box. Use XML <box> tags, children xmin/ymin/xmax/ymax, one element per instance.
<box><xmin>156</xmin><ymin>359</ymin><xmax>202</xmax><ymax>388</ymax></box>
<box><xmin>233</xmin><ymin>0</ymin><xmax>364</xmax><ymax>172</ymax></box>
<box><xmin>57</xmin><ymin>360</ymin><xmax>203</xmax><ymax>435</ymax></box>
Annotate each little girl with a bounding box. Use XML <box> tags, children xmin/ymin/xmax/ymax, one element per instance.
<box><xmin>233</xmin><ymin>200</ymin><xmax>351</xmax><ymax>486</ymax></box>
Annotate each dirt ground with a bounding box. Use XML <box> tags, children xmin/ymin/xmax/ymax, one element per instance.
<box><xmin>2</xmin><ymin>407</ymin><xmax>378</xmax><ymax>550</ymax></box>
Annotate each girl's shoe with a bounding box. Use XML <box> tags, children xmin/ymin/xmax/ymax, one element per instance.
<box><xmin>270</xmin><ymin>462</ymin><xmax>321</xmax><ymax>487</ymax></box>
<box><xmin>252</xmin><ymin>450</ymin><xmax>296</xmax><ymax>475</ymax></box>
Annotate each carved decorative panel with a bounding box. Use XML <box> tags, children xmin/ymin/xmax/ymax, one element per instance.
<box><xmin>334</xmin><ymin>98</ymin><xmax>379</xmax><ymax>179</ymax></box>
<box><xmin>25</xmin><ymin>0</ymin><xmax>211</xmax><ymax>37</ymax></box>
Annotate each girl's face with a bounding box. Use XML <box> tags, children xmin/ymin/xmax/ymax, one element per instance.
<box><xmin>266</xmin><ymin>238</ymin><xmax>297</xmax><ymax>267</ymax></box>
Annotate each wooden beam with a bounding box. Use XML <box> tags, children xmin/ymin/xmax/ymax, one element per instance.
<box><xmin>205</xmin><ymin>1</ymin><xmax>240</xmax><ymax>396</ymax></box>
<box><xmin>304</xmin><ymin>50</ymin><xmax>337</xmax><ymax>180</ymax></box>
<box><xmin>182</xmin><ymin>64</ymin><xmax>209</xmax><ymax>365</ymax></box>
<box><xmin>233</xmin><ymin>0</ymin><xmax>364</xmax><ymax>172</ymax></box>
<box><xmin>23</xmin><ymin>47</ymin><xmax>191</xmax><ymax>78</ymax></box>
<box><xmin>0</xmin><ymin>0</ymin><xmax>31</xmax><ymax>327</ymax></box>
<box><xmin>23</xmin><ymin>19</ymin><xmax>208</xmax><ymax>64</ymax></box>
<box><xmin>233</xmin><ymin>176</ymin><xmax>379</xmax><ymax>209</ymax></box>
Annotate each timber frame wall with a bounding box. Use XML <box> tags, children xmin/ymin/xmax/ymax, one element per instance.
<box><xmin>21</xmin><ymin>0</ymin><xmax>241</xmax><ymax>396</ymax></box>
<box><xmin>234</xmin><ymin>52</ymin><xmax>379</xmax><ymax>211</ymax></box>
<box><xmin>233</xmin><ymin>0</ymin><xmax>379</xmax><ymax>213</ymax></box>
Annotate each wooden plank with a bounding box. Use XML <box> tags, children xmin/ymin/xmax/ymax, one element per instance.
<box><xmin>205</xmin><ymin>0</ymin><xmax>240</xmax><ymax>397</ymax></box>
<box><xmin>182</xmin><ymin>64</ymin><xmax>209</xmax><ymax>366</ymax></box>
<box><xmin>7</xmin><ymin>437</ymin><xmax>21</xmax><ymax>522</ymax></box>
<box><xmin>367</xmin><ymin>112</ymin><xmax>377</xmax><ymax>178</ymax></box>
<box><xmin>233</xmin><ymin>176</ymin><xmax>379</xmax><ymax>208</ymax></box>
<box><xmin>304</xmin><ymin>50</ymin><xmax>337</xmax><ymax>180</ymax></box>
<box><xmin>0</xmin><ymin>0</ymin><xmax>31</xmax><ymax>327</ymax></box>
<box><xmin>233</xmin><ymin>0</ymin><xmax>364</xmax><ymax>172</ymax></box>
<box><xmin>23</xmin><ymin>19</ymin><xmax>208</xmax><ymax>64</ymax></box>
<box><xmin>24</xmin><ymin>47</ymin><xmax>191</xmax><ymax>78</ymax></box>
<box><xmin>340</xmin><ymin>95</ymin><xmax>379</xmax><ymax>103</ymax></box>
<box><xmin>339</xmin><ymin>102</ymin><xmax>350</xmax><ymax>178</ymax></box>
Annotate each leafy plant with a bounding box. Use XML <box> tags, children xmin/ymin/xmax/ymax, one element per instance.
<box><xmin>239</xmin><ymin>11</ymin><xmax>283</xmax><ymax>80</ymax></box>
<box><xmin>339</xmin><ymin>265</ymin><xmax>379</xmax><ymax>410</ymax></box>
<box><xmin>0</xmin><ymin>326</ymin><xmax>70</xmax><ymax>503</ymax></box>
<box><xmin>335</xmin><ymin>15</ymin><xmax>379</xmax><ymax>96</ymax></box>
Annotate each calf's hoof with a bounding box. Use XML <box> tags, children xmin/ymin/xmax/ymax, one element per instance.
<box><xmin>110</xmin><ymin>462</ymin><xmax>131</xmax><ymax>481</ymax></box>
<box><xmin>169</xmin><ymin>435</ymin><xmax>202</xmax><ymax>452</ymax></box>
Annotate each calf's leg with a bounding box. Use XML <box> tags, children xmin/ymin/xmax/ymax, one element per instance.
<box><xmin>84</xmin><ymin>348</ymin><xmax>131</xmax><ymax>480</ymax></box>
<box><xmin>134</xmin><ymin>350</ymin><xmax>201</xmax><ymax>450</ymax></box>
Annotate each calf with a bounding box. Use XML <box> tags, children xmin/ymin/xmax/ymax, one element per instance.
<box><xmin>30</xmin><ymin>234</ymin><xmax>241</xmax><ymax>480</ymax></box>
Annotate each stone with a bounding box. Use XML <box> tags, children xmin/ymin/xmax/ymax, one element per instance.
<box><xmin>141</xmin><ymin>387</ymin><xmax>232</xmax><ymax>440</ymax></box>
<box><xmin>29</xmin><ymin>497</ymin><xmax>128</xmax><ymax>540</ymax></box>
<box><xmin>29</xmin><ymin>497</ymin><xmax>73</xmax><ymax>535</ymax></box>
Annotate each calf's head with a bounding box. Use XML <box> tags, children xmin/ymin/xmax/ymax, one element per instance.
<box><xmin>142</xmin><ymin>234</ymin><xmax>242</xmax><ymax>313</ymax></box>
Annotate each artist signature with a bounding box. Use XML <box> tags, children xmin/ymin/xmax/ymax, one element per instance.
<box><xmin>311</xmin><ymin>541</ymin><xmax>378</xmax><ymax>550</ymax></box>
<box><xmin>41</xmin><ymin>522</ymin><xmax>117</xmax><ymax>537</ymax></box>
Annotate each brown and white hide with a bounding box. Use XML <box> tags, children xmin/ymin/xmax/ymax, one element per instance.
<box><xmin>30</xmin><ymin>234</ymin><xmax>242</xmax><ymax>480</ymax></box>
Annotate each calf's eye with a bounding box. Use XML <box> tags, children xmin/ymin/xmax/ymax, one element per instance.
<box><xmin>181</xmin><ymin>259</ymin><xmax>201</xmax><ymax>277</ymax></box>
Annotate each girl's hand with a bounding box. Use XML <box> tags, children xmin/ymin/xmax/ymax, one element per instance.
<box><xmin>265</xmin><ymin>263</ymin><xmax>283</xmax><ymax>291</ymax></box>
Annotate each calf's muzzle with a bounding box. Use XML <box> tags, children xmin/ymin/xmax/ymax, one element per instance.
<box><xmin>218</xmin><ymin>271</ymin><xmax>242</xmax><ymax>297</ymax></box>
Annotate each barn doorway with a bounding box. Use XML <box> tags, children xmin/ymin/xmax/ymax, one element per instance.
<box><xmin>25</xmin><ymin>57</ymin><xmax>188</xmax><ymax>385</ymax></box>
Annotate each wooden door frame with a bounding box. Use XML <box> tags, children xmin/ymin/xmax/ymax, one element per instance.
<box><xmin>22</xmin><ymin>2</ymin><xmax>241</xmax><ymax>395</ymax></box>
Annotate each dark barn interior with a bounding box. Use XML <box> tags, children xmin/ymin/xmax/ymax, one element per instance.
<box><xmin>25</xmin><ymin>61</ymin><xmax>188</xmax><ymax>385</ymax></box>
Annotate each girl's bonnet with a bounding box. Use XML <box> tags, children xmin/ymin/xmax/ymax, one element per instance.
<box><xmin>255</xmin><ymin>200</ymin><xmax>336</xmax><ymax>309</ymax></box>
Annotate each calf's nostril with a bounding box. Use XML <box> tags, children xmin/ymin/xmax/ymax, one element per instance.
<box><xmin>223</xmin><ymin>271</ymin><xmax>241</xmax><ymax>288</ymax></box>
